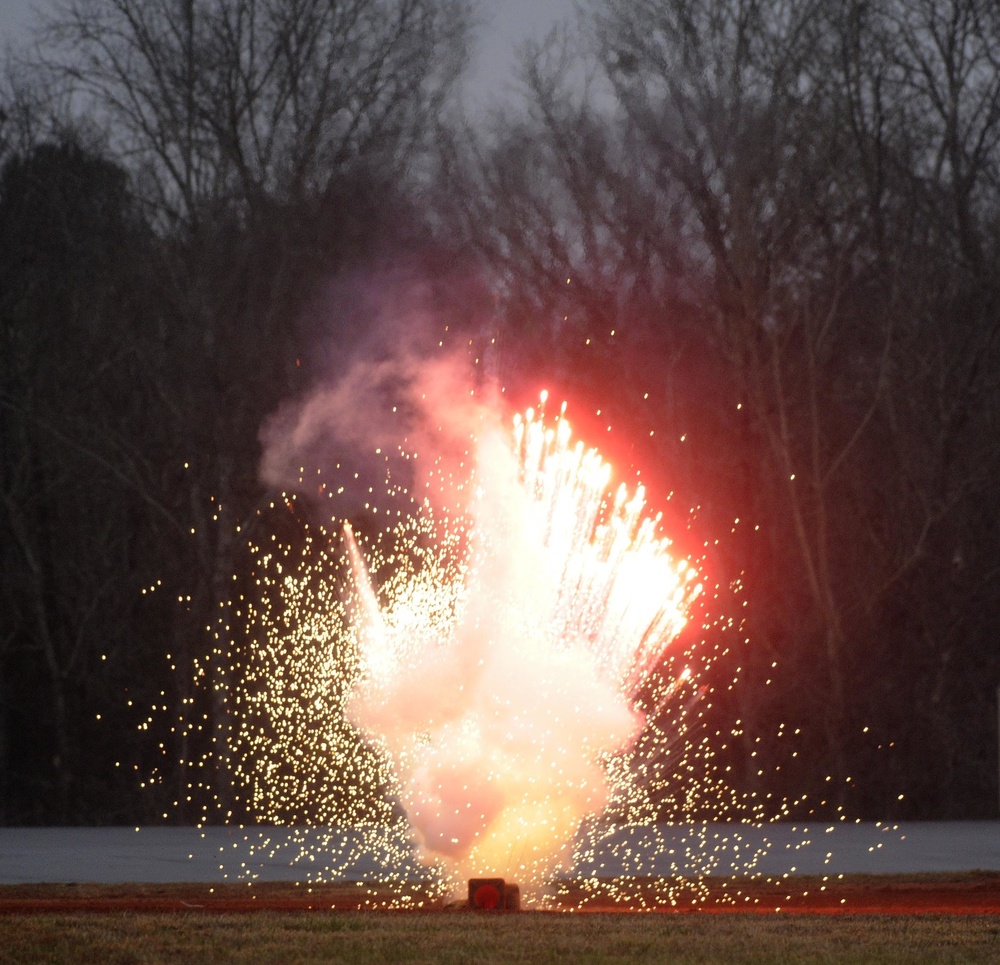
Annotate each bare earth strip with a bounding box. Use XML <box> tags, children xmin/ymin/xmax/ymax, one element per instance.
<box><xmin>1</xmin><ymin>873</ymin><xmax>999</xmax><ymax>915</ymax></box>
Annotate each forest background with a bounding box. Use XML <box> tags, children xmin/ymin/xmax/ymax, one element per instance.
<box><xmin>1</xmin><ymin>0</ymin><xmax>998</xmax><ymax>826</ymax></box>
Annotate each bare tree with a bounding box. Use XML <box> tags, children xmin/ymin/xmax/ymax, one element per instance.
<box><xmin>0</xmin><ymin>138</ymin><xmax>174</xmax><ymax>821</ymax></box>
<box><xmin>0</xmin><ymin>0</ymin><xmax>473</xmax><ymax>823</ymax></box>
<box><xmin>44</xmin><ymin>0</ymin><xmax>471</xmax><ymax>226</ymax></box>
<box><xmin>441</xmin><ymin>0</ymin><xmax>1000</xmax><ymax>814</ymax></box>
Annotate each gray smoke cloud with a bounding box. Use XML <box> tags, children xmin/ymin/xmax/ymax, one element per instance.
<box><xmin>258</xmin><ymin>260</ymin><xmax>495</xmax><ymax>512</ymax></box>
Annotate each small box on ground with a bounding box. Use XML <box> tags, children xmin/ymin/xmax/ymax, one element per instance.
<box><xmin>468</xmin><ymin>878</ymin><xmax>520</xmax><ymax>911</ymax></box>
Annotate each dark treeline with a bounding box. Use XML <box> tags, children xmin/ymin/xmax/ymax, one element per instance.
<box><xmin>1</xmin><ymin>0</ymin><xmax>998</xmax><ymax>825</ymax></box>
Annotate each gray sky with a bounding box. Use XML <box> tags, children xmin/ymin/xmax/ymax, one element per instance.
<box><xmin>0</xmin><ymin>0</ymin><xmax>578</xmax><ymax>110</ymax></box>
<box><xmin>466</xmin><ymin>0</ymin><xmax>578</xmax><ymax>109</ymax></box>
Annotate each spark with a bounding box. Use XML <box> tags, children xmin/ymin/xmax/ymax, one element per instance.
<box><xmin>160</xmin><ymin>393</ymin><xmax>787</xmax><ymax>907</ymax></box>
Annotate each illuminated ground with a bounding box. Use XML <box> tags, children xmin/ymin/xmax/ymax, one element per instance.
<box><xmin>1</xmin><ymin>874</ymin><xmax>999</xmax><ymax>915</ymax></box>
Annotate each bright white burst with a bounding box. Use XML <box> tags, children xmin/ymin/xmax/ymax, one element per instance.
<box><xmin>167</xmin><ymin>395</ymin><xmax>775</xmax><ymax>908</ymax></box>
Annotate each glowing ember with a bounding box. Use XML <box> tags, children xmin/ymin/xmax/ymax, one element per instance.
<box><xmin>163</xmin><ymin>393</ymin><xmax>776</xmax><ymax>907</ymax></box>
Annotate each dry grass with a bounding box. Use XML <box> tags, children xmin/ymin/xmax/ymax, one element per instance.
<box><xmin>2</xmin><ymin>876</ymin><xmax>999</xmax><ymax>963</ymax></box>
<box><xmin>2</xmin><ymin>910</ymin><xmax>1000</xmax><ymax>964</ymax></box>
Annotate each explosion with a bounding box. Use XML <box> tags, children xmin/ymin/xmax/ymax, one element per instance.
<box><xmin>343</xmin><ymin>397</ymin><xmax>701</xmax><ymax>890</ymax></box>
<box><xmin>166</xmin><ymin>384</ymin><xmax>768</xmax><ymax>908</ymax></box>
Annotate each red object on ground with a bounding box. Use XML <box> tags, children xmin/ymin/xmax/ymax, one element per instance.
<box><xmin>473</xmin><ymin>885</ymin><xmax>500</xmax><ymax>908</ymax></box>
<box><xmin>469</xmin><ymin>878</ymin><xmax>505</xmax><ymax>910</ymax></box>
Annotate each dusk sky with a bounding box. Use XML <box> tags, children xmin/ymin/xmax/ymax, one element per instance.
<box><xmin>0</xmin><ymin>0</ymin><xmax>578</xmax><ymax>110</ymax></box>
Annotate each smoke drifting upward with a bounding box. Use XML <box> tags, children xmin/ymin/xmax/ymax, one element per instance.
<box><xmin>259</xmin><ymin>260</ymin><xmax>495</xmax><ymax>515</ymax></box>
<box><xmin>260</xmin><ymin>345</ymin><xmax>495</xmax><ymax>514</ymax></box>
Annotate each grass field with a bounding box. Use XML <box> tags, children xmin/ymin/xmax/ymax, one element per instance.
<box><xmin>2</xmin><ymin>877</ymin><xmax>999</xmax><ymax>964</ymax></box>
<box><xmin>3</xmin><ymin>910</ymin><xmax>1000</xmax><ymax>964</ymax></box>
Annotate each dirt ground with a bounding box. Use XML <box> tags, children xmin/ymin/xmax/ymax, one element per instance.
<box><xmin>1</xmin><ymin>873</ymin><xmax>998</xmax><ymax>915</ymax></box>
